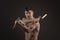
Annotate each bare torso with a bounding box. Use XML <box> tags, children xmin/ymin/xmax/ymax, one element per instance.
<box><xmin>22</xmin><ymin>17</ymin><xmax>40</xmax><ymax>40</ymax></box>
<box><xmin>13</xmin><ymin>14</ymin><xmax>47</xmax><ymax>40</ymax></box>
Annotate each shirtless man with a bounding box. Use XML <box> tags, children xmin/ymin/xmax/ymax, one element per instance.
<box><xmin>13</xmin><ymin>7</ymin><xmax>47</xmax><ymax>40</ymax></box>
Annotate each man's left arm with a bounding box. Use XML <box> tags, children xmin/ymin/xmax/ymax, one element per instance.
<box><xmin>29</xmin><ymin>22</ymin><xmax>39</xmax><ymax>32</ymax></box>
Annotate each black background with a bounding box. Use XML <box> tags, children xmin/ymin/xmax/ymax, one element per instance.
<box><xmin>0</xmin><ymin>0</ymin><xmax>59</xmax><ymax>40</ymax></box>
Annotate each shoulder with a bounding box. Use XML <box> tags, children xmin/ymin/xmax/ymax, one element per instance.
<box><xmin>33</xmin><ymin>17</ymin><xmax>40</xmax><ymax>22</ymax></box>
<box><xmin>22</xmin><ymin>18</ymin><xmax>26</xmax><ymax>20</ymax></box>
<box><xmin>22</xmin><ymin>18</ymin><xmax>27</xmax><ymax>22</ymax></box>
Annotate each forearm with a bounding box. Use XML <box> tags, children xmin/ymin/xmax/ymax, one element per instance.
<box><xmin>30</xmin><ymin>26</ymin><xmax>36</xmax><ymax>32</ymax></box>
<box><xmin>19</xmin><ymin>25</ymin><xmax>30</xmax><ymax>32</ymax></box>
<box><xmin>29</xmin><ymin>23</ymin><xmax>37</xmax><ymax>32</ymax></box>
<box><xmin>29</xmin><ymin>22</ymin><xmax>40</xmax><ymax>32</ymax></box>
<box><xmin>17</xmin><ymin>20</ymin><xmax>30</xmax><ymax>32</ymax></box>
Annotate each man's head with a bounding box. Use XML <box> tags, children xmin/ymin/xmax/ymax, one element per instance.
<box><xmin>25</xmin><ymin>7</ymin><xmax>34</xmax><ymax>19</ymax></box>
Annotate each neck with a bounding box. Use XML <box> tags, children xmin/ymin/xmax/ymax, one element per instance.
<box><xmin>26</xmin><ymin>16</ymin><xmax>34</xmax><ymax>19</ymax></box>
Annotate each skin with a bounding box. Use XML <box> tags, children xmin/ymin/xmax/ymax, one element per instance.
<box><xmin>18</xmin><ymin>10</ymin><xmax>40</xmax><ymax>40</ymax></box>
<box><xmin>13</xmin><ymin>9</ymin><xmax>47</xmax><ymax>40</ymax></box>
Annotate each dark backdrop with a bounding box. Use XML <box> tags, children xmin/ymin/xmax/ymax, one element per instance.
<box><xmin>0</xmin><ymin>0</ymin><xmax>59</xmax><ymax>40</ymax></box>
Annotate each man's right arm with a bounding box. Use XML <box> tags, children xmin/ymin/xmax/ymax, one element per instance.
<box><xmin>17</xmin><ymin>20</ymin><xmax>30</xmax><ymax>32</ymax></box>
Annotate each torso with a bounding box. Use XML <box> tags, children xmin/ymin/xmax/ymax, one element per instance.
<box><xmin>22</xmin><ymin>17</ymin><xmax>40</xmax><ymax>33</ymax></box>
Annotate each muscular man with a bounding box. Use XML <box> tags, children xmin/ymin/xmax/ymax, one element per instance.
<box><xmin>13</xmin><ymin>7</ymin><xmax>47</xmax><ymax>40</ymax></box>
<box><xmin>22</xmin><ymin>7</ymin><xmax>40</xmax><ymax>40</ymax></box>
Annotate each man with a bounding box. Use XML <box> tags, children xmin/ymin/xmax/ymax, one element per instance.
<box><xmin>13</xmin><ymin>7</ymin><xmax>47</xmax><ymax>40</ymax></box>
